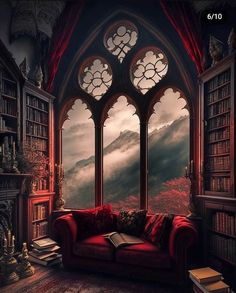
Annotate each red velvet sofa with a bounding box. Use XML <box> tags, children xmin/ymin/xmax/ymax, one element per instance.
<box><xmin>53</xmin><ymin>212</ymin><xmax>198</xmax><ymax>285</ymax></box>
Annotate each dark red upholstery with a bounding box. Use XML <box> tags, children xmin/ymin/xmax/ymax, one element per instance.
<box><xmin>53</xmin><ymin>212</ymin><xmax>198</xmax><ymax>285</ymax></box>
<box><xmin>73</xmin><ymin>234</ymin><xmax>115</xmax><ymax>261</ymax></box>
<box><xmin>116</xmin><ymin>240</ymin><xmax>171</xmax><ymax>268</ymax></box>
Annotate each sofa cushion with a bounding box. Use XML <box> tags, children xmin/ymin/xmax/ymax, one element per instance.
<box><xmin>117</xmin><ymin>209</ymin><xmax>147</xmax><ymax>236</ymax></box>
<box><xmin>143</xmin><ymin>213</ymin><xmax>174</xmax><ymax>249</ymax></box>
<box><xmin>73</xmin><ymin>205</ymin><xmax>114</xmax><ymax>239</ymax></box>
<box><xmin>73</xmin><ymin>234</ymin><xmax>115</xmax><ymax>261</ymax></box>
<box><xmin>115</xmin><ymin>239</ymin><xmax>171</xmax><ymax>269</ymax></box>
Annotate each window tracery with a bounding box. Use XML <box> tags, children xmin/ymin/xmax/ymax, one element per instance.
<box><xmin>78</xmin><ymin>57</ymin><xmax>112</xmax><ymax>100</ymax></box>
<box><xmin>104</xmin><ymin>21</ymin><xmax>138</xmax><ymax>63</ymax></box>
<box><xmin>130</xmin><ymin>48</ymin><xmax>168</xmax><ymax>94</ymax></box>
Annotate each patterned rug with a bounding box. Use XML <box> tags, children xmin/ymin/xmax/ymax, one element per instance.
<box><xmin>1</xmin><ymin>266</ymin><xmax>186</xmax><ymax>293</ymax></box>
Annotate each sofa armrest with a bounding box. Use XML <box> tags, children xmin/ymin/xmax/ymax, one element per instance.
<box><xmin>169</xmin><ymin>216</ymin><xmax>198</xmax><ymax>261</ymax></box>
<box><xmin>53</xmin><ymin>213</ymin><xmax>77</xmax><ymax>265</ymax></box>
<box><xmin>168</xmin><ymin>216</ymin><xmax>198</xmax><ymax>282</ymax></box>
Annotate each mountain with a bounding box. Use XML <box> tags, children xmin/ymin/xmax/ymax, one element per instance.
<box><xmin>64</xmin><ymin>116</ymin><xmax>189</xmax><ymax>208</ymax></box>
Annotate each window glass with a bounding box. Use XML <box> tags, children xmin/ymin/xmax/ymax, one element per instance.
<box><xmin>148</xmin><ymin>88</ymin><xmax>190</xmax><ymax>214</ymax></box>
<box><xmin>78</xmin><ymin>57</ymin><xmax>112</xmax><ymax>100</ymax></box>
<box><xmin>103</xmin><ymin>95</ymin><xmax>140</xmax><ymax>209</ymax></box>
<box><xmin>130</xmin><ymin>47</ymin><xmax>168</xmax><ymax>94</ymax></box>
<box><xmin>62</xmin><ymin>99</ymin><xmax>95</xmax><ymax>208</ymax></box>
<box><xmin>104</xmin><ymin>21</ymin><xmax>138</xmax><ymax>63</ymax></box>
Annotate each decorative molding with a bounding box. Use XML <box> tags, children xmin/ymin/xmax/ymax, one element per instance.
<box><xmin>0</xmin><ymin>200</ymin><xmax>14</xmax><ymax>247</ymax></box>
<box><xmin>101</xmin><ymin>93</ymin><xmax>140</xmax><ymax>126</ymax></box>
<box><xmin>57</xmin><ymin>9</ymin><xmax>195</xmax><ymax>104</ymax></box>
<box><xmin>147</xmin><ymin>85</ymin><xmax>191</xmax><ymax>121</ymax></box>
<box><xmin>10</xmin><ymin>1</ymin><xmax>66</xmax><ymax>40</ymax></box>
<box><xmin>59</xmin><ymin>96</ymin><xmax>94</xmax><ymax>130</ymax></box>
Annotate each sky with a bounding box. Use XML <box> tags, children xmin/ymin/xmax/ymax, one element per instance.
<box><xmin>62</xmin><ymin>88</ymin><xmax>189</xmax><ymax>170</ymax></box>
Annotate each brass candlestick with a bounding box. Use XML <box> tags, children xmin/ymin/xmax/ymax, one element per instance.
<box><xmin>17</xmin><ymin>243</ymin><xmax>35</xmax><ymax>278</ymax></box>
<box><xmin>1</xmin><ymin>230</ymin><xmax>19</xmax><ymax>285</ymax></box>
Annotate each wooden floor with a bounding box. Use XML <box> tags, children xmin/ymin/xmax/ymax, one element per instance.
<box><xmin>0</xmin><ymin>264</ymin><xmax>55</xmax><ymax>293</ymax></box>
<box><xmin>1</xmin><ymin>264</ymin><xmax>191</xmax><ymax>293</ymax></box>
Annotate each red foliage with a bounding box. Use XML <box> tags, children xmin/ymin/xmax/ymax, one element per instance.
<box><xmin>108</xmin><ymin>177</ymin><xmax>190</xmax><ymax>215</ymax></box>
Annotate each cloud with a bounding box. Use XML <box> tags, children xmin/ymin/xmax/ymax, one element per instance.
<box><xmin>62</xmin><ymin>100</ymin><xmax>95</xmax><ymax>170</ymax></box>
<box><xmin>104</xmin><ymin>95</ymin><xmax>139</xmax><ymax>146</ymax></box>
<box><xmin>149</xmin><ymin>88</ymin><xmax>189</xmax><ymax>132</ymax></box>
<box><xmin>64</xmin><ymin>115</ymin><xmax>189</xmax><ymax>209</ymax></box>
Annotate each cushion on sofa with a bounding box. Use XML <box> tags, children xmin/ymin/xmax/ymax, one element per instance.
<box><xmin>72</xmin><ymin>205</ymin><xmax>114</xmax><ymax>239</ymax></box>
<box><xmin>115</xmin><ymin>239</ymin><xmax>171</xmax><ymax>269</ymax></box>
<box><xmin>117</xmin><ymin>209</ymin><xmax>147</xmax><ymax>236</ymax></box>
<box><xmin>143</xmin><ymin>213</ymin><xmax>174</xmax><ymax>249</ymax></box>
<box><xmin>73</xmin><ymin>234</ymin><xmax>115</xmax><ymax>261</ymax></box>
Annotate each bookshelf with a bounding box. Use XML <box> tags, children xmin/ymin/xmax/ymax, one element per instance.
<box><xmin>22</xmin><ymin>81</ymin><xmax>55</xmax><ymax>244</ymax></box>
<box><xmin>22</xmin><ymin>80</ymin><xmax>55</xmax><ymax>193</ymax></box>
<box><xmin>197</xmin><ymin>53</ymin><xmax>236</xmax><ymax>290</ymax></box>
<box><xmin>202</xmin><ymin>65</ymin><xmax>233</xmax><ymax>196</ymax></box>
<box><xmin>0</xmin><ymin>59</ymin><xmax>19</xmax><ymax>173</ymax></box>
<box><xmin>26</xmin><ymin>195</ymin><xmax>53</xmax><ymax>243</ymax></box>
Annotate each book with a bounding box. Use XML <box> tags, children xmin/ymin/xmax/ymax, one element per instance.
<box><xmin>28</xmin><ymin>253</ymin><xmax>62</xmax><ymax>266</ymax></box>
<box><xmin>104</xmin><ymin>232</ymin><xmax>144</xmax><ymax>248</ymax></box>
<box><xmin>190</xmin><ymin>275</ymin><xmax>229</xmax><ymax>293</ymax></box>
<box><xmin>29</xmin><ymin>251</ymin><xmax>58</xmax><ymax>260</ymax></box>
<box><xmin>31</xmin><ymin>244</ymin><xmax>60</xmax><ymax>253</ymax></box>
<box><xmin>189</xmin><ymin>267</ymin><xmax>222</xmax><ymax>284</ymax></box>
<box><xmin>32</xmin><ymin>237</ymin><xmax>57</xmax><ymax>250</ymax></box>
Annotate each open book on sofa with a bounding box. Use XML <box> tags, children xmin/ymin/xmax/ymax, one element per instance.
<box><xmin>104</xmin><ymin>232</ymin><xmax>144</xmax><ymax>248</ymax></box>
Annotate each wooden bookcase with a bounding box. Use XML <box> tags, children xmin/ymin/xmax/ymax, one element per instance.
<box><xmin>22</xmin><ymin>80</ymin><xmax>55</xmax><ymax>244</ymax></box>
<box><xmin>197</xmin><ymin>53</ymin><xmax>236</xmax><ymax>289</ymax></box>
<box><xmin>26</xmin><ymin>194</ymin><xmax>53</xmax><ymax>243</ymax></box>
<box><xmin>0</xmin><ymin>54</ymin><xmax>20</xmax><ymax>172</ymax></box>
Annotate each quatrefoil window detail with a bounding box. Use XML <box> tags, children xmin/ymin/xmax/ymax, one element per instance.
<box><xmin>104</xmin><ymin>21</ymin><xmax>138</xmax><ymax>63</ymax></box>
<box><xmin>130</xmin><ymin>48</ymin><xmax>168</xmax><ymax>94</ymax></box>
<box><xmin>78</xmin><ymin>57</ymin><xmax>112</xmax><ymax>100</ymax></box>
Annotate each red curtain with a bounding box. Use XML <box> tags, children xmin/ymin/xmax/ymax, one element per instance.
<box><xmin>46</xmin><ymin>1</ymin><xmax>85</xmax><ymax>92</ymax></box>
<box><xmin>160</xmin><ymin>0</ymin><xmax>204</xmax><ymax>74</ymax></box>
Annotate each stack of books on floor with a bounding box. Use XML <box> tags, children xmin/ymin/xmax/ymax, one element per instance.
<box><xmin>189</xmin><ymin>267</ymin><xmax>230</xmax><ymax>293</ymax></box>
<box><xmin>29</xmin><ymin>237</ymin><xmax>62</xmax><ymax>266</ymax></box>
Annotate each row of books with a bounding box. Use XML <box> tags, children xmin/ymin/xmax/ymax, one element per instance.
<box><xmin>208</xmin><ymin>113</ymin><xmax>230</xmax><ymax>130</ymax></box>
<box><xmin>26</xmin><ymin>121</ymin><xmax>48</xmax><ymax>137</ymax></box>
<box><xmin>26</xmin><ymin>94</ymin><xmax>48</xmax><ymax>111</ymax></box>
<box><xmin>207</xmin><ymin>70</ymin><xmax>230</xmax><ymax>92</ymax></box>
<box><xmin>208</xmin><ymin>140</ymin><xmax>230</xmax><ymax>155</ymax></box>
<box><xmin>26</xmin><ymin>107</ymin><xmax>48</xmax><ymax>125</ymax></box>
<box><xmin>0</xmin><ymin>116</ymin><xmax>6</xmax><ymax>131</ymax></box>
<box><xmin>212</xmin><ymin>212</ymin><xmax>236</xmax><ymax>236</ymax></box>
<box><xmin>29</xmin><ymin>238</ymin><xmax>61</xmax><ymax>266</ymax></box>
<box><xmin>0</xmin><ymin>98</ymin><xmax>17</xmax><ymax>116</ymax></box>
<box><xmin>1</xmin><ymin>80</ymin><xmax>17</xmax><ymax>97</ymax></box>
<box><xmin>33</xmin><ymin>178</ymin><xmax>48</xmax><ymax>191</ymax></box>
<box><xmin>208</xmin><ymin>98</ymin><xmax>230</xmax><ymax>117</ymax></box>
<box><xmin>207</xmin><ymin>84</ymin><xmax>230</xmax><ymax>104</ymax></box>
<box><xmin>207</xmin><ymin>176</ymin><xmax>230</xmax><ymax>193</ymax></box>
<box><xmin>208</xmin><ymin>129</ymin><xmax>229</xmax><ymax>143</ymax></box>
<box><xmin>189</xmin><ymin>267</ymin><xmax>229</xmax><ymax>293</ymax></box>
<box><xmin>33</xmin><ymin>203</ymin><xmax>47</xmax><ymax>221</ymax></box>
<box><xmin>207</xmin><ymin>156</ymin><xmax>230</xmax><ymax>170</ymax></box>
<box><xmin>210</xmin><ymin>234</ymin><xmax>236</xmax><ymax>264</ymax></box>
<box><xmin>26</xmin><ymin>137</ymin><xmax>48</xmax><ymax>152</ymax></box>
<box><xmin>32</xmin><ymin>221</ymin><xmax>48</xmax><ymax>239</ymax></box>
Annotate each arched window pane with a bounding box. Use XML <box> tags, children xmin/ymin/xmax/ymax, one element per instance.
<box><xmin>130</xmin><ymin>47</ymin><xmax>168</xmax><ymax>94</ymax></box>
<box><xmin>78</xmin><ymin>57</ymin><xmax>112</xmax><ymax>100</ymax></box>
<box><xmin>104</xmin><ymin>21</ymin><xmax>138</xmax><ymax>63</ymax></box>
<box><xmin>103</xmin><ymin>95</ymin><xmax>140</xmax><ymax>210</ymax></box>
<box><xmin>148</xmin><ymin>88</ymin><xmax>190</xmax><ymax>214</ymax></box>
<box><xmin>62</xmin><ymin>99</ymin><xmax>95</xmax><ymax>208</ymax></box>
